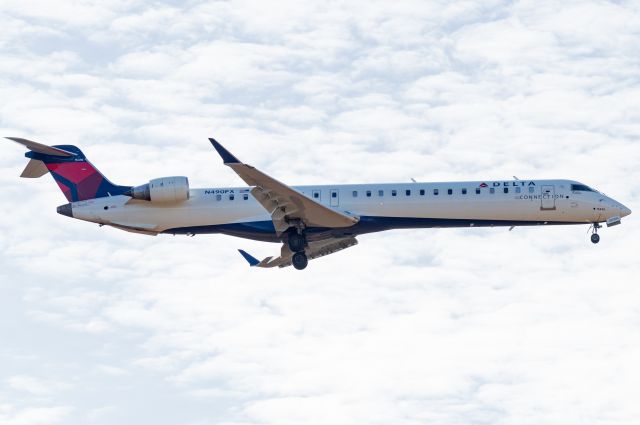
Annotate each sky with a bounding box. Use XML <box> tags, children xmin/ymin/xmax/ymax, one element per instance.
<box><xmin>1</xmin><ymin>0</ymin><xmax>640</xmax><ymax>424</ymax></box>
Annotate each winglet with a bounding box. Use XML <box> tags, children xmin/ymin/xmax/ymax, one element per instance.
<box><xmin>238</xmin><ymin>249</ymin><xmax>260</xmax><ymax>267</ymax></box>
<box><xmin>209</xmin><ymin>138</ymin><xmax>240</xmax><ymax>164</ymax></box>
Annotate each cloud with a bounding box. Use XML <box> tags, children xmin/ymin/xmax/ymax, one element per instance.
<box><xmin>6</xmin><ymin>376</ymin><xmax>71</xmax><ymax>396</ymax></box>
<box><xmin>0</xmin><ymin>0</ymin><xmax>125</xmax><ymax>27</ymax></box>
<box><xmin>0</xmin><ymin>406</ymin><xmax>72</xmax><ymax>425</ymax></box>
<box><xmin>1</xmin><ymin>0</ymin><xmax>639</xmax><ymax>424</ymax></box>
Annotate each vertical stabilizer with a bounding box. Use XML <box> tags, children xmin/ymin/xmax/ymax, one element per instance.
<box><xmin>7</xmin><ymin>137</ymin><xmax>130</xmax><ymax>202</ymax></box>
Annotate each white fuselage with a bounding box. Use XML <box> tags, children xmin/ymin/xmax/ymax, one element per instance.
<box><xmin>69</xmin><ymin>179</ymin><xmax>630</xmax><ymax>242</ymax></box>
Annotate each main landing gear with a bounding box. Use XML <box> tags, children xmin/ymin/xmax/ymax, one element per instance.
<box><xmin>590</xmin><ymin>223</ymin><xmax>601</xmax><ymax>244</ymax></box>
<box><xmin>292</xmin><ymin>252</ymin><xmax>308</xmax><ymax>270</ymax></box>
<box><xmin>288</xmin><ymin>232</ymin><xmax>306</xmax><ymax>252</ymax></box>
<box><xmin>288</xmin><ymin>230</ymin><xmax>308</xmax><ymax>270</ymax></box>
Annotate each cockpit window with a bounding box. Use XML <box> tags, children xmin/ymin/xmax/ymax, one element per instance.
<box><xmin>571</xmin><ymin>184</ymin><xmax>594</xmax><ymax>192</ymax></box>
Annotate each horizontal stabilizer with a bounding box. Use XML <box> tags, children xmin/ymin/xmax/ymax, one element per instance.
<box><xmin>20</xmin><ymin>159</ymin><xmax>48</xmax><ymax>178</ymax></box>
<box><xmin>6</xmin><ymin>137</ymin><xmax>76</xmax><ymax>157</ymax></box>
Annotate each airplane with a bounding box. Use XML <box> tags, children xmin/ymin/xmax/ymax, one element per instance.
<box><xmin>6</xmin><ymin>137</ymin><xmax>632</xmax><ymax>270</ymax></box>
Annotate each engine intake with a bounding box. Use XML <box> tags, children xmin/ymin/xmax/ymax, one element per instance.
<box><xmin>127</xmin><ymin>176</ymin><xmax>190</xmax><ymax>203</ymax></box>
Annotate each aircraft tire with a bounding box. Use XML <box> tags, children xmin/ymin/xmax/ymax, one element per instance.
<box><xmin>591</xmin><ymin>233</ymin><xmax>600</xmax><ymax>244</ymax></box>
<box><xmin>288</xmin><ymin>232</ymin><xmax>306</xmax><ymax>252</ymax></box>
<box><xmin>292</xmin><ymin>252</ymin><xmax>308</xmax><ymax>270</ymax></box>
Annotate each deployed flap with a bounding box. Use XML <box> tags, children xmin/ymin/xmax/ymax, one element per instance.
<box><xmin>242</xmin><ymin>237</ymin><xmax>358</xmax><ymax>268</ymax></box>
<box><xmin>306</xmin><ymin>236</ymin><xmax>358</xmax><ymax>261</ymax></box>
<box><xmin>20</xmin><ymin>159</ymin><xmax>49</xmax><ymax>178</ymax></box>
<box><xmin>6</xmin><ymin>137</ymin><xmax>76</xmax><ymax>157</ymax></box>
<box><xmin>210</xmin><ymin>138</ymin><xmax>359</xmax><ymax>235</ymax></box>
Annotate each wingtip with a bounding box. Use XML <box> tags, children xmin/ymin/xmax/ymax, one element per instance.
<box><xmin>238</xmin><ymin>249</ymin><xmax>260</xmax><ymax>267</ymax></box>
<box><xmin>209</xmin><ymin>138</ymin><xmax>240</xmax><ymax>164</ymax></box>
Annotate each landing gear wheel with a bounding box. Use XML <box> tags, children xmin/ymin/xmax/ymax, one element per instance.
<box><xmin>288</xmin><ymin>232</ymin><xmax>306</xmax><ymax>252</ymax></box>
<box><xmin>292</xmin><ymin>252</ymin><xmax>308</xmax><ymax>270</ymax></box>
<box><xmin>590</xmin><ymin>223</ymin><xmax>601</xmax><ymax>244</ymax></box>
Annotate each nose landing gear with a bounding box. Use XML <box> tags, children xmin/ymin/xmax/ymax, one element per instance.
<box><xmin>590</xmin><ymin>223</ymin><xmax>601</xmax><ymax>244</ymax></box>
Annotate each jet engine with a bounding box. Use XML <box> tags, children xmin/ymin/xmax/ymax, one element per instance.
<box><xmin>127</xmin><ymin>176</ymin><xmax>190</xmax><ymax>203</ymax></box>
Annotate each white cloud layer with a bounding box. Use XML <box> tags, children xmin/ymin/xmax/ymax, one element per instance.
<box><xmin>1</xmin><ymin>1</ymin><xmax>639</xmax><ymax>424</ymax></box>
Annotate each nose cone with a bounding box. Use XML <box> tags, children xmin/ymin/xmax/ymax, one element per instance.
<box><xmin>56</xmin><ymin>203</ymin><xmax>73</xmax><ymax>218</ymax></box>
<box><xmin>621</xmin><ymin>205</ymin><xmax>632</xmax><ymax>217</ymax></box>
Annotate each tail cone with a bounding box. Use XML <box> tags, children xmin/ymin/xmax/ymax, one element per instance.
<box><xmin>56</xmin><ymin>203</ymin><xmax>73</xmax><ymax>218</ymax></box>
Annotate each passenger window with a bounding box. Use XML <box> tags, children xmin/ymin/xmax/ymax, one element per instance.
<box><xmin>313</xmin><ymin>192</ymin><xmax>319</xmax><ymax>199</ymax></box>
<box><xmin>332</xmin><ymin>192</ymin><xmax>337</xmax><ymax>198</ymax></box>
<box><xmin>529</xmin><ymin>186</ymin><xmax>535</xmax><ymax>193</ymax></box>
<box><xmin>378</xmin><ymin>190</ymin><xmax>384</xmax><ymax>197</ymax></box>
<box><xmin>406</xmin><ymin>190</ymin><xmax>411</xmax><ymax>196</ymax></box>
<box><xmin>243</xmin><ymin>194</ymin><xmax>249</xmax><ymax>200</ymax></box>
<box><xmin>447</xmin><ymin>189</ymin><xmax>453</xmax><ymax>195</ymax></box>
<box><xmin>516</xmin><ymin>187</ymin><xmax>521</xmax><ymax>193</ymax></box>
<box><xmin>490</xmin><ymin>188</ymin><xmax>495</xmax><ymax>194</ymax></box>
<box><xmin>462</xmin><ymin>188</ymin><xmax>467</xmax><ymax>195</ymax></box>
<box><xmin>366</xmin><ymin>190</ymin><xmax>372</xmax><ymax>197</ymax></box>
<box><xmin>229</xmin><ymin>194</ymin><xmax>234</xmax><ymax>200</ymax></box>
<box><xmin>419</xmin><ymin>189</ymin><xmax>425</xmax><ymax>196</ymax></box>
<box><xmin>434</xmin><ymin>189</ymin><xmax>439</xmax><ymax>195</ymax></box>
<box><xmin>392</xmin><ymin>190</ymin><xmax>397</xmax><ymax>197</ymax></box>
<box><xmin>475</xmin><ymin>188</ymin><xmax>481</xmax><ymax>194</ymax></box>
<box><xmin>352</xmin><ymin>191</ymin><xmax>358</xmax><ymax>197</ymax></box>
<box><xmin>503</xmin><ymin>187</ymin><xmax>509</xmax><ymax>194</ymax></box>
<box><xmin>216</xmin><ymin>194</ymin><xmax>222</xmax><ymax>201</ymax></box>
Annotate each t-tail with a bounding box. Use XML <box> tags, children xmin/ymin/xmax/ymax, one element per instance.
<box><xmin>7</xmin><ymin>137</ymin><xmax>130</xmax><ymax>202</ymax></box>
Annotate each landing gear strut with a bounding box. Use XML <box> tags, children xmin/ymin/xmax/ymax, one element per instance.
<box><xmin>590</xmin><ymin>223</ymin><xmax>601</xmax><ymax>244</ymax></box>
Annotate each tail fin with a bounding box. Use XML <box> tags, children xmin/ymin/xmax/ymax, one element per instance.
<box><xmin>7</xmin><ymin>137</ymin><xmax>130</xmax><ymax>202</ymax></box>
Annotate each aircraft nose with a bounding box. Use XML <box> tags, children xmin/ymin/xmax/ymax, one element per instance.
<box><xmin>620</xmin><ymin>205</ymin><xmax>632</xmax><ymax>217</ymax></box>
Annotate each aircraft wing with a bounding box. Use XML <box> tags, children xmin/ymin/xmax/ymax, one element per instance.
<box><xmin>239</xmin><ymin>236</ymin><xmax>358</xmax><ymax>268</ymax></box>
<box><xmin>210</xmin><ymin>138</ymin><xmax>359</xmax><ymax>235</ymax></box>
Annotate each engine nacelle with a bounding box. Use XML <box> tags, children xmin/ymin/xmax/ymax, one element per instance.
<box><xmin>128</xmin><ymin>176</ymin><xmax>190</xmax><ymax>203</ymax></box>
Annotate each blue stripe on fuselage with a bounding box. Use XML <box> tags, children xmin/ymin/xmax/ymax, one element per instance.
<box><xmin>162</xmin><ymin>216</ymin><xmax>584</xmax><ymax>243</ymax></box>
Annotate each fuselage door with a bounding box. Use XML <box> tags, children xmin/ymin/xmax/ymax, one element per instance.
<box><xmin>541</xmin><ymin>185</ymin><xmax>556</xmax><ymax>210</ymax></box>
<box><xmin>312</xmin><ymin>190</ymin><xmax>321</xmax><ymax>203</ymax></box>
<box><xmin>330</xmin><ymin>189</ymin><xmax>339</xmax><ymax>207</ymax></box>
